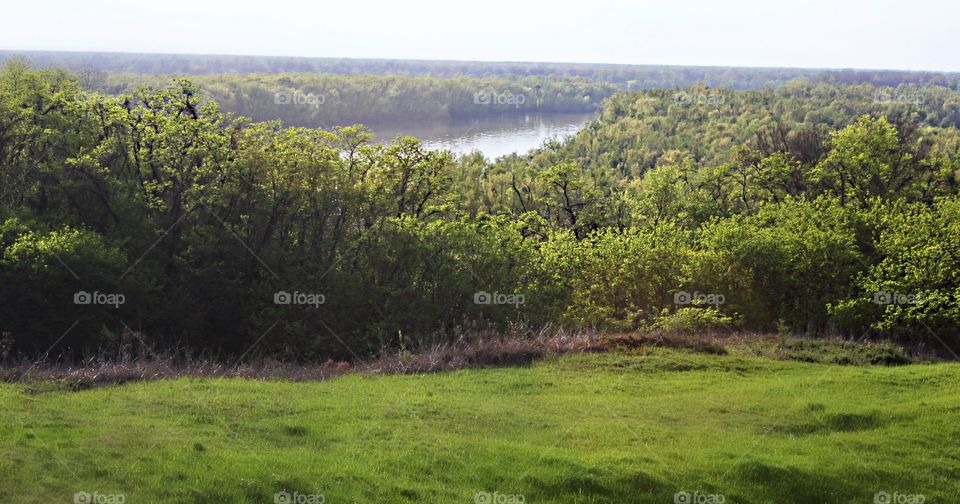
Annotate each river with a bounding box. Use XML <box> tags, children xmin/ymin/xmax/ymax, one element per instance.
<box><xmin>366</xmin><ymin>112</ymin><xmax>595</xmax><ymax>159</ymax></box>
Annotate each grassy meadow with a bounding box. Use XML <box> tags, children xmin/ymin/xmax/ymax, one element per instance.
<box><xmin>2</xmin><ymin>345</ymin><xmax>958</xmax><ymax>503</ymax></box>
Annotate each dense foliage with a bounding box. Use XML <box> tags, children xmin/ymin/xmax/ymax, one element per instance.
<box><xmin>94</xmin><ymin>73</ymin><xmax>616</xmax><ymax>126</ymax></box>
<box><xmin>504</xmin><ymin>82</ymin><xmax>960</xmax><ymax>180</ymax></box>
<box><xmin>2</xmin><ymin>60</ymin><xmax>959</xmax><ymax>362</ymax></box>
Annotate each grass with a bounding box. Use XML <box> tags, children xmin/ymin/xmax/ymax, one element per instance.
<box><xmin>2</xmin><ymin>344</ymin><xmax>959</xmax><ymax>503</ymax></box>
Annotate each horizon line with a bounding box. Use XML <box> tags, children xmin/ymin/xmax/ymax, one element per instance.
<box><xmin>2</xmin><ymin>48</ymin><xmax>959</xmax><ymax>76</ymax></box>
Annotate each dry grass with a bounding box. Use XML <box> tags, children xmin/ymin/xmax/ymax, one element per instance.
<box><xmin>1</xmin><ymin>326</ymin><xmax>603</xmax><ymax>388</ymax></box>
<box><xmin>1</xmin><ymin>328</ymin><xmax>932</xmax><ymax>388</ymax></box>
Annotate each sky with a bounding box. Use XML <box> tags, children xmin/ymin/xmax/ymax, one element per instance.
<box><xmin>2</xmin><ymin>0</ymin><xmax>958</xmax><ymax>72</ymax></box>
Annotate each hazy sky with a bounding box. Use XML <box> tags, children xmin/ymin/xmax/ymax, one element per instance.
<box><xmin>2</xmin><ymin>0</ymin><xmax>958</xmax><ymax>71</ymax></box>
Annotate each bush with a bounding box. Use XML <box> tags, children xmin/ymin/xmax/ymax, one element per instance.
<box><xmin>552</xmin><ymin>223</ymin><xmax>693</xmax><ymax>329</ymax></box>
<box><xmin>0</xmin><ymin>219</ymin><xmax>129</xmax><ymax>356</ymax></box>
<box><xmin>698</xmin><ymin>197</ymin><xmax>864</xmax><ymax>333</ymax></box>
<box><xmin>830</xmin><ymin>197</ymin><xmax>960</xmax><ymax>343</ymax></box>
<box><xmin>650</xmin><ymin>307</ymin><xmax>739</xmax><ymax>334</ymax></box>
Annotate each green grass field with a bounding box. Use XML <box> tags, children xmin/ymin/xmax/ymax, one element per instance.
<box><xmin>2</xmin><ymin>347</ymin><xmax>958</xmax><ymax>503</ymax></box>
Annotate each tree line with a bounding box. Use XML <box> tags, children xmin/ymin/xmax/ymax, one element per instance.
<box><xmin>92</xmin><ymin>72</ymin><xmax>616</xmax><ymax>127</ymax></box>
<box><xmin>1</xmin><ymin>60</ymin><xmax>959</xmax><ymax>362</ymax></box>
<box><xmin>6</xmin><ymin>50</ymin><xmax>959</xmax><ymax>89</ymax></box>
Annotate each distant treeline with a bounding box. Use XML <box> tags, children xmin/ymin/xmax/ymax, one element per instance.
<box><xmin>7</xmin><ymin>51</ymin><xmax>960</xmax><ymax>129</ymax></box>
<box><xmin>512</xmin><ymin>81</ymin><xmax>960</xmax><ymax>179</ymax></box>
<box><xmin>4</xmin><ymin>50</ymin><xmax>960</xmax><ymax>89</ymax></box>
<box><xmin>90</xmin><ymin>73</ymin><xmax>617</xmax><ymax>126</ymax></box>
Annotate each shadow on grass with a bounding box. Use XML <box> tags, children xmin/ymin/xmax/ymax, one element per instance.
<box><xmin>517</xmin><ymin>459</ymin><xmax>888</xmax><ymax>504</ymax></box>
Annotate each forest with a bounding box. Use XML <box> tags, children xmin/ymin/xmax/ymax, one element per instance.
<box><xmin>7</xmin><ymin>50</ymin><xmax>960</xmax><ymax>130</ymax></box>
<box><xmin>7</xmin><ymin>49</ymin><xmax>960</xmax><ymax>88</ymax></box>
<box><xmin>1</xmin><ymin>58</ymin><xmax>959</xmax><ymax>362</ymax></box>
<box><xmin>91</xmin><ymin>72</ymin><xmax>617</xmax><ymax>126</ymax></box>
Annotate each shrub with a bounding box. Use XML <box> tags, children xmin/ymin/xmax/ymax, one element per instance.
<box><xmin>830</xmin><ymin>197</ymin><xmax>960</xmax><ymax>344</ymax></box>
<box><xmin>699</xmin><ymin>197</ymin><xmax>864</xmax><ymax>333</ymax></box>
<box><xmin>650</xmin><ymin>307</ymin><xmax>739</xmax><ymax>335</ymax></box>
<box><xmin>0</xmin><ymin>219</ymin><xmax>129</xmax><ymax>356</ymax></box>
<box><xmin>553</xmin><ymin>223</ymin><xmax>693</xmax><ymax>329</ymax></box>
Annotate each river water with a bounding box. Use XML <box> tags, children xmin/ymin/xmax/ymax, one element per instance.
<box><xmin>367</xmin><ymin>112</ymin><xmax>595</xmax><ymax>159</ymax></box>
